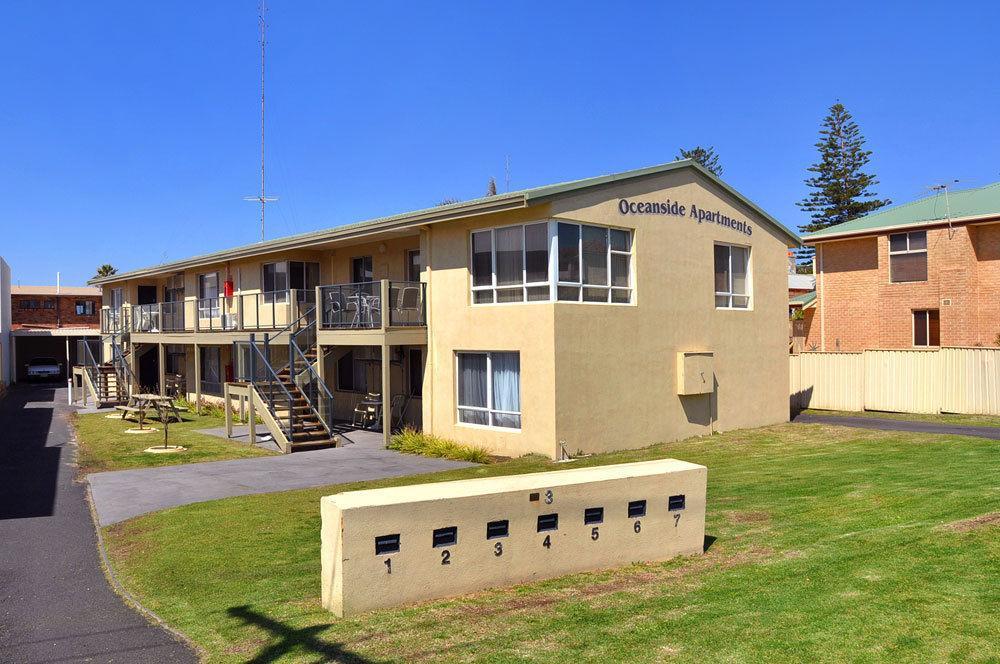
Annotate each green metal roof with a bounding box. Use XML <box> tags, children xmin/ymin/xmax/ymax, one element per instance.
<box><xmin>803</xmin><ymin>181</ymin><xmax>1000</xmax><ymax>241</ymax></box>
<box><xmin>91</xmin><ymin>159</ymin><xmax>799</xmax><ymax>285</ymax></box>
<box><xmin>789</xmin><ymin>290</ymin><xmax>816</xmax><ymax>306</ymax></box>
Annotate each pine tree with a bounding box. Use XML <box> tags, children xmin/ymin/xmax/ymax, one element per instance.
<box><xmin>94</xmin><ymin>264</ymin><xmax>118</xmax><ymax>278</ymax></box>
<box><xmin>486</xmin><ymin>177</ymin><xmax>497</xmax><ymax>196</ymax></box>
<box><xmin>676</xmin><ymin>146</ymin><xmax>722</xmax><ymax>176</ymax></box>
<box><xmin>797</xmin><ymin>103</ymin><xmax>890</xmax><ymax>262</ymax></box>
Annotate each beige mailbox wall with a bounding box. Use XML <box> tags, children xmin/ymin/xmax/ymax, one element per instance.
<box><xmin>321</xmin><ymin>459</ymin><xmax>707</xmax><ymax>617</ymax></box>
<box><xmin>422</xmin><ymin>169</ymin><xmax>791</xmax><ymax>458</ymax></box>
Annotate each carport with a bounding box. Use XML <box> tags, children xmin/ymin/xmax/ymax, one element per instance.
<box><xmin>11</xmin><ymin>329</ymin><xmax>100</xmax><ymax>383</ymax></box>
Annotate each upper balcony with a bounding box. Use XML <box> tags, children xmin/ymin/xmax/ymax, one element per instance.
<box><xmin>109</xmin><ymin>281</ymin><xmax>426</xmax><ymax>345</ymax></box>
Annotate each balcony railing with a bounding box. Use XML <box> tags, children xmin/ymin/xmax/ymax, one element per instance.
<box><xmin>123</xmin><ymin>289</ymin><xmax>316</xmax><ymax>334</ymax></box>
<box><xmin>101</xmin><ymin>306</ymin><xmax>129</xmax><ymax>334</ymax></box>
<box><xmin>318</xmin><ymin>280</ymin><xmax>425</xmax><ymax>330</ymax></box>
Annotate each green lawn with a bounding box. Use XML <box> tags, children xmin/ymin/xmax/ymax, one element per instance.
<box><xmin>103</xmin><ymin>424</ymin><xmax>1000</xmax><ymax>663</ymax></box>
<box><xmin>75</xmin><ymin>409</ymin><xmax>277</xmax><ymax>474</ymax></box>
<box><xmin>802</xmin><ymin>408</ymin><xmax>1000</xmax><ymax>428</ymax></box>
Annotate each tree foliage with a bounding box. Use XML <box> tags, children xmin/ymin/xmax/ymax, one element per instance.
<box><xmin>94</xmin><ymin>264</ymin><xmax>118</xmax><ymax>278</ymax></box>
<box><xmin>797</xmin><ymin>103</ymin><xmax>890</xmax><ymax>259</ymax></box>
<box><xmin>486</xmin><ymin>177</ymin><xmax>497</xmax><ymax>196</ymax></box>
<box><xmin>676</xmin><ymin>146</ymin><xmax>722</xmax><ymax>176</ymax></box>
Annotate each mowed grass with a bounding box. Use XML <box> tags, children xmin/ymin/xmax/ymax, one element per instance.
<box><xmin>803</xmin><ymin>408</ymin><xmax>1000</xmax><ymax>428</ymax></box>
<box><xmin>74</xmin><ymin>410</ymin><xmax>277</xmax><ymax>474</ymax></box>
<box><xmin>103</xmin><ymin>424</ymin><xmax>1000</xmax><ymax>663</ymax></box>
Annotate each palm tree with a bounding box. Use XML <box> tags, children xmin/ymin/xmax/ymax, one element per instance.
<box><xmin>94</xmin><ymin>264</ymin><xmax>118</xmax><ymax>278</ymax></box>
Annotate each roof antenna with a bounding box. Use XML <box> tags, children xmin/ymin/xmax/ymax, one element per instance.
<box><xmin>929</xmin><ymin>180</ymin><xmax>959</xmax><ymax>239</ymax></box>
<box><xmin>505</xmin><ymin>155</ymin><xmax>511</xmax><ymax>193</ymax></box>
<box><xmin>244</xmin><ymin>0</ymin><xmax>277</xmax><ymax>241</ymax></box>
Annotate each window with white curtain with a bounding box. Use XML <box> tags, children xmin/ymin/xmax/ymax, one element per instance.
<box><xmin>456</xmin><ymin>351</ymin><xmax>521</xmax><ymax>429</ymax></box>
<box><xmin>471</xmin><ymin>221</ymin><xmax>631</xmax><ymax>305</ymax></box>
<box><xmin>714</xmin><ymin>243</ymin><xmax>751</xmax><ymax>309</ymax></box>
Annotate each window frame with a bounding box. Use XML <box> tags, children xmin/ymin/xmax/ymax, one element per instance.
<box><xmin>714</xmin><ymin>242</ymin><xmax>752</xmax><ymax>310</ymax></box>
<box><xmin>469</xmin><ymin>220</ymin><xmax>633</xmax><ymax>306</ymax></box>
<box><xmin>889</xmin><ymin>231</ymin><xmax>928</xmax><ymax>284</ymax></box>
<box><xmin>455</xmin><ymin>351</ymin><xmax>521</xmax><ymax>431</ymax></box>
<box><xmin>75</xmin><ymin>300</ymin><xmax>95</xmax><ymax>316</ymax></box>
<box><xmin>406</xmin><ymin>249</ymin><xmax>422</xmax><ymax>283</ymax></box>
<box><xmin>197</xmin><ymin>272</ymin><xmax>220</xmax><ymax>318</ymax></box>
<box><xmin>912</xmin><ymin>309</ymin><xmax>940</xmax><ymax>347</ymax></box>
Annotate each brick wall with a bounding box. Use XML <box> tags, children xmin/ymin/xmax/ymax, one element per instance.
<box><xmin>809</xmin><ymin>223</ymin><xmax>1000</xmax><ymax>350</ymax></box>
<box><xmin>11</xmin><ymin>295</ymin><xmax>101</xmax><ymax>330</ymax></box>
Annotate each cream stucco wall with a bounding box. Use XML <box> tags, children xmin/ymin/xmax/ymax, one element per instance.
<box><xmin>422</xmin><ymin>170</ymin><xmax>791</xmax><ymax>458</ymax></box>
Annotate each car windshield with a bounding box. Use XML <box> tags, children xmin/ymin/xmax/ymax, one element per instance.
<box><xmin>30</xmin><ymin>358</ymin><xmax>58</xmax><ymax>366</ymax></box>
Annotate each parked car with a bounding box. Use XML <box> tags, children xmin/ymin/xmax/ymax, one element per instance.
<box><xmin>25</xmin><ymin>357</ymin><xmax>63</xmax><ymax>381</ymax></box>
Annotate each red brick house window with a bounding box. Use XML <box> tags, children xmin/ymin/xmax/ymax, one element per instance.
<box><xmin>889</xmin><ymin>231</ymin><xmax>927</xmax><ymax>283</ymax></box>
<box><xmin>913</xmin><ymin>309</ymin><xmax>940</xmax><ymax>347</ymax></box>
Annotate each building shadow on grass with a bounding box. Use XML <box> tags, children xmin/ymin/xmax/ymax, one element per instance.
<box><xmin>704</xmin><ymin>535</ymin><xmax>717</xmax><ymax>552</ymax></box>
<box><xmin>227</xmin><ymin>606</ymin><xmax>381</xmax><ymax>664</ymax></box>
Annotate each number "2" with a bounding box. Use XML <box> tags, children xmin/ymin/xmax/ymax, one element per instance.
<box><xmin>441</xmin><ymin>550</ymin><xmax>451</xmax><ymax>565</ymax></box>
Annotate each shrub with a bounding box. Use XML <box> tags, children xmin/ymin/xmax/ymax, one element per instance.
<box><xmin>388</xmin><ymin>427</ymin><xmax>492</xmax><ymax>464</ymax></box>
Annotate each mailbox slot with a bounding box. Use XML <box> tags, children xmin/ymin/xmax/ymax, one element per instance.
<box><xmin>486</xmin><ymin>520</ymin><xmax>509</xmax><ymax>539</ymax></box>
<box><xmin>432</xmin><ymin>526</ymin><xmax>458</xmax><ymax>548</ymax></box>
<box><xmin>374</xmin><ymin>534</ymin><xmax>400</xmax><ymax>555</ymax></box>
<box><xmin>537</xmin><ymin>513</ymin><xmax>559</xmax><ymax>532</ymax></box>
<box><xmin>628</xmin><ymin>500</ymin><xmax>647</xmax><ymax>518</ymax></box>
<box><xmin>668</xmin><ymin>494</ymin><xmax>686</xmax><ymax>511</ymax></box>
<box><xmin>584</xmin><ymin>507</ymin><xmax>604</xmax><ymax>524</ymax></box>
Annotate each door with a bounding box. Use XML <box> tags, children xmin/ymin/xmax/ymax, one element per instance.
<box><xmin>137</xmin><ymin>286</ymin><xmax>157</xmax><ymax>305</ymax></box>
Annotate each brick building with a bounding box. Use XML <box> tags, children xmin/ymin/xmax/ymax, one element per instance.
<box><xmin>11</xmin><ymin>285</ymin><xmax>101</xmax><ymax>330</ymax></box>
<box><xmin>5</xmin><ymin>284</ymin><xmax>101</xmax><ymax>383</ymax></box>
<box><xmin>800</xmin><ymin>182</ymin><xmax>1000</xmax><ymax>351</ymax></box>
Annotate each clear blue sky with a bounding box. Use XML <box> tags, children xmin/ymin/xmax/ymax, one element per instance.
<box><xmin>2</xmin><ymin>1</ymin><xmax>998</xmax><ymax>285</ymax></box>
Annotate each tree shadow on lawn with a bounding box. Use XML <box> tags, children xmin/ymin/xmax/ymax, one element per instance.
<box><xmin>227</xmin><ymin>605</ymin><xmax>383</xmax><ymax>664</ymax></box>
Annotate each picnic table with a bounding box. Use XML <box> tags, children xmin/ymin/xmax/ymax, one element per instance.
<box><xmin>116</xmin><ymin>393</ymin><xmax>183</xmax><ymax>428</ymax></box>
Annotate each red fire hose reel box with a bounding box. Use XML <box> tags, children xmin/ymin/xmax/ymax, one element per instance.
<box><xmin>223</xmin><ymin>278</ymin><xmax>234</xmax><ymax>298</ymax></box>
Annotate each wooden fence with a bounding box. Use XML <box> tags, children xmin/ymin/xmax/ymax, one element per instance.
<box><xmin>790</xmin><ymin>348</ymin><xmax>1000</xmax><ymax>415</ymax></box>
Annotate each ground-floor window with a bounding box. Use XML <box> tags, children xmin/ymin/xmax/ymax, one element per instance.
<box><xmin>456</xmin><ymin>351</ymin><xmax>520</xmax><ymax>429</ymax></box>
<box><xmin>165</xmin><ymin>345</ymin><xmax>185</xmax><ymax>375</ymax></box>
<box><xmin>913</xmin><ymin>309</ymin><xmax>940</xmax><ymax>347</ymax></box>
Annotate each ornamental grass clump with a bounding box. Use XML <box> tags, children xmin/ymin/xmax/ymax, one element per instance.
<box><xmin>389</xmin><ymin>427</ymin><xmax>492</xmax><ymax>464</ymax></box>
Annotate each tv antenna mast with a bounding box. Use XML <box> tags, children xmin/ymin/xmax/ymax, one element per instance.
<box><xmin>244</xmin><ymin>0</ymin><xmax>277</xmax><ymax>241</ymax></box>
<box><xmin>929</xmin><ymin>180</ymin><xmax>959</xmax><ymax>237</ymax></box>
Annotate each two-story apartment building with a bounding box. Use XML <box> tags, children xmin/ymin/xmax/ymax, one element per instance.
<box><xmin>89</xmin><ymin>160</ymin><xmax>798</xmax><ymax>458</ymax></box>
<box><xmin>801</xmin><ymin>182</ymin><xmax>1000</xmax><ymax>351</ymax></box>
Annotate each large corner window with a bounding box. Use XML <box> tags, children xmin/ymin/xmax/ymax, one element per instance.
<box><xmin>470</xmin><ymin>221</ymin><xmax>632</xmax><ymax>305</ymax></box>
<box><xmin>457</xmin><ymin>351</ymin><xmax>521</xmax><ymax>429</ymax></box>
<box><xmin>75</xmin><ymin>300</ymin><xmax>95</xmax><ymax>316</ymax></box>
<box><xmin>889</xmin><ymin>231</ymin><xmax>927</xmax><ymax>283</ymax></box>
<box><xmin>913</xmin><ymin>309</ymin><xmax>940</xmax><ymax>347</ymax></box>
<box><xmin>714</xmin><ymin>243</ymin><xmax>751</xmax><ymax>309</ymax></box>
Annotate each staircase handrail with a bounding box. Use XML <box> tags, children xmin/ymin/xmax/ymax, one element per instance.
<box><xmin>288</xmin><ymin>336</ymin><xmax>334</xmax><ymax>436</ymax></box>
<box><xmin>108</xmin><ymin>333</ymin><xmax>136</xmax><ymax>397</ymax></box>
<box><xmin>247</xmin><ymin>334</ymin><xmax>297</xmax><ymax>439</ymax></box>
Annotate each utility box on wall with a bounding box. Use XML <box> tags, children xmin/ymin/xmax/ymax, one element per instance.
<box><xmin>321</xmin><ymin>459</ymin><xmax>707</xmax><ymax>617</ymax></box>
<box><xmin>677</xmin><ymin>351</ymin><xmax>714</xmax><ymax>395</ymax></box>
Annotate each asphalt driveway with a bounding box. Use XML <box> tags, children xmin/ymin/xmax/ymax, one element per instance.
<box><xmin>88</xmin><ymin>431</ymin><xmax>474</xmax><ymax>526</ymax></box>
<box><xmin>0</xmin><ymin>384</ymin><xmax>195</xmax><ymax>663</ymax></box>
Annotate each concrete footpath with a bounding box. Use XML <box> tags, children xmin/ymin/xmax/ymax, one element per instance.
<box><xmin>0</xmin><ymin>385</ymin><xmax>195</xmax><ymax>663</ymax></box>
<box><xmin>793</xmin><ymin>412</ymin><xmax>1000</xmax><ymax>439</ymax></box>
<box><xmin>89</xmin><ymin>435</ymin><xmax>474</xmax><ymax>526</ymax></box>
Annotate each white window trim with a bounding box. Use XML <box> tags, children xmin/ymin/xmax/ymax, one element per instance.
<box><xmin>889</xmin><ymin>231</ymin><xmax>928</xmax><ymax>284</ymax></box>
<box><xmin>455</xmin><ymin>351</ymin><xmax>521</xmax><ymax>431</ymax></box>
<box><xmin>714</xmin><ymin>242</ymin><xmax>752</xmax><ymax>310</ymax></box>
<box><xmin>912</xmin><ymin>309</ymin><xmax>939</xmax><ymax>347</ymax></box>
<box><xmin>470</xmin><ymin>220</ymin><xmax>633</xmax><ymax>306</ymax></box>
